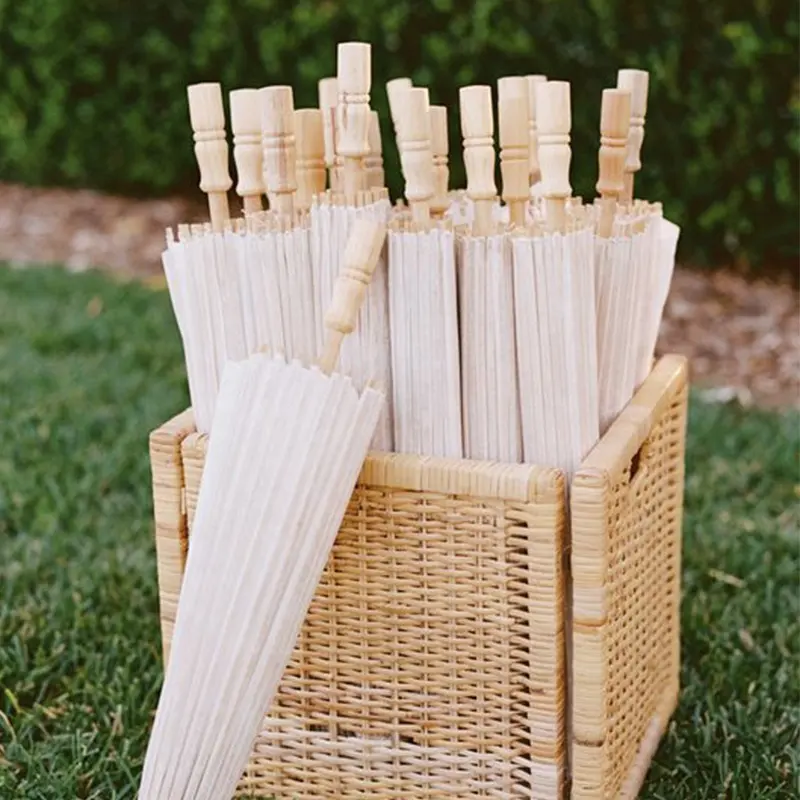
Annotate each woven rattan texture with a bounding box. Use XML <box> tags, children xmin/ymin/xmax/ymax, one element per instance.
<box><xmin>148</xmin><ymin>355</ymin><xmax>687</xmax><ymax>799</ymax></box>
<box><xmin>163</xmin><ymin>438</ymin><xmax>567</xmax><ymax>799</ymax></box>
<box><xmin>148</xmin><ymin>409</ymin><xmax>194</xmax><ymax>665</ymax></box>
<box><xmin>571</xmin><ymin>355</ymin><xmax>688</xmax><ymax>799</ymax></box>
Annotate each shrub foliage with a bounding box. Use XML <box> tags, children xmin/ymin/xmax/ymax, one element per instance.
<box><xmin>0</xmin><ymin>0</ymin><xmax>796</xmax><ymax>267</ymax></box>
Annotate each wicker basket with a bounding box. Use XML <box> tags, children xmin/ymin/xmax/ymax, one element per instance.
<box><xmin>149</xmin><ymin>354</ymin><xmax>688</xmax><ymax>799</ymax></box>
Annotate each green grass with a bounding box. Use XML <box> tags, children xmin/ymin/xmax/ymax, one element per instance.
<box><xmin>0</xmin><ymin>265</ymin><xmax>797</xmax><ymax>799</ymax></box>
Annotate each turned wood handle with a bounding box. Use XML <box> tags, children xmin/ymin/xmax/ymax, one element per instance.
<box><xmin>525</xmin><ymin>74</ymin><xmax>546</xmax><ymax>185</ymax></box>
<box><xmin>617</xmin><ymin>68</ymin><xmax>649</xmax><ymax>203</ymax></box>
<box><xmin>319</xmin><ymin>218</ymin><xmax>387</xmax><ymax>374</ymax></box>
<box><xmin>187</xmin><ymin>83</ymin><xmax>232</xmax><ymax>231</ymax></box>
<box><xmin>230</xmin><ymin>88</ymin><xmax>264</xmax><ymax>215</ymax></box>
<box><xmin>365</xmin><ymin>110</ymin><xmax>385</xmax><ymax>190</ymax></box>
<box><xmin>337</xmin><ymin>42</ymin><xmax>372</xmax><ymax>203</ymax></box>
<box><xmin>596</xmin><ymin>88</ymin><xmax>631</xmax><ymax>237</ymax></box>
<box><xmin>430</xmin><ymin>104</ymin><xmax>450</xmax><ymax>216</ymax></box>
<box><xmin>498</xmin><ymin>76</ymin><xmax>530</xmax><ymax>225</ymax></box>
<box><xmin>459</xmin><ymin>84</ymin><xmax>496</xmax><ymax>236</ymax></box>
<box><xmin>295</xmin><ymin>108</ymin><xmax>326</xmax><ymax>211</ymax></box>
<box><xmin>397</xmin><ymin>87</ymin><xmax>434</xmax><ymax>225</ymax></box>
<box><xmin>260</xmin><ymin>85</ymin><xmax>297</xmax><ymax>217</ymax></box>
<box><xmin>536</xmin><ymin>80</ymin><xmax>571</xmax><ymax>232</ymax></box>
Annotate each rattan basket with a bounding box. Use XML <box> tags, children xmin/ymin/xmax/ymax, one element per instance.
<box><xmin>149</xmin><ymin>354</ymin><xmax>688</xmax><ymax>799</ymax></box>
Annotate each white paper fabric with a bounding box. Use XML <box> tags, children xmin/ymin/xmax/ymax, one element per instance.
<box><xmin>388</xmin><ymin>227</ymin><xmax>462</xmax><ymax>457</ymax></box>
<box><xmin>512</xmin><ymin>226</ymin><xmax>598</xmax><ymax>477</ymax></box>
<box><xmin>138</xmin><ymin>353</ymin><xmax>384</xmax><ymax>800</ymax></box>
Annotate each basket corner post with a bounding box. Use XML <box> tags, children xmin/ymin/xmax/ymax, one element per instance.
<box><xmin>149</xmin><ymin>409</ymin><xmax>195</xmax><ymax>666</ymax></box>
<box><xmin>568</xmin><ymin>353</ymin><xmax>689</xmax><ymax>799</ymax></box>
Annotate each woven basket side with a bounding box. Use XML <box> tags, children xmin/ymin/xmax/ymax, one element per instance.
<box><xmin>149</xmin><ymin>409</ymin><xmax>195</xmax><ymax>665</ymax></box>
<box><xmin>570</xmin><ymin>355</ymin><xmax>688</xmax><ymax>800</ymax></box>
<box><xmin>179</xmin><ymin>448</ymin><xmax>567</xmax><ymax>799</ymax></box>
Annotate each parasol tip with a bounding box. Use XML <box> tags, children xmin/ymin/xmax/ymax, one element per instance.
<box><xmin>230</xmin><ymin>88</ymin><xmax>264</xmax><ymax>215</ymax></box>
<box><xmin>497</xmin><ymin>76</ymin><xmax>530</xmax><ymax>225</ymax></box>
<box><xmin>260</xmin><ymin>86</ymin><xmax>297</xmax><ymax>217</ymax></box>
<box><xmin>187</xmin><ymin>82</ymin><xmax>232</xmax><ymax>231</ymax></box>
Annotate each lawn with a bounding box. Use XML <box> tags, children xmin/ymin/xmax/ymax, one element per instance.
<box><xmin>0</xmin><ymin>265</ymin><xmax>797</xmax><ymax>799</ymax></box>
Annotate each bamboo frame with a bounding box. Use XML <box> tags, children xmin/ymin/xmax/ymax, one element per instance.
<box><xmin>148</xmin><ymin>354</ymin><xmax>688</xmax><ymax>799</ymax></box>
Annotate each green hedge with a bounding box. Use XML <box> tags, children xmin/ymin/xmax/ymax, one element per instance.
<box><xmin>0</xmin><ymin>0</ymin><xmax>797</xmax><ymax>268</ymax></box>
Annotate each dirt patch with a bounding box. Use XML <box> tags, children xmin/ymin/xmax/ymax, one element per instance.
<box><xmin>0</xmin><ymin>180</ymin><xmax>796</xmax><ymax>409</ymax></box>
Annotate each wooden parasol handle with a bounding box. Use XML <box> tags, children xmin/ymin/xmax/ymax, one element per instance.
<box><xmin>498</xmin><ymin>76</ymin><xmax>530</xmax><ymax>226</ymax></box>
<box><xmin>318</xmin><ymin>77</ymin><xmax>340</xmax><ymax>192</ymax></box>
<box><xmin>429</xmin><ymin>105</ymin><xmax>450</xmax><ymax>218</ymax></box>
<box><xmin>230</xmin><ymin>88</ymin><xmax>264</xmax><ymax>215</ymax></box>
<box><xmin>617</xmin><ymin>69</ymin><xmax>649</xmax><ymax>203</ymax></box>
<box><xmin>386</xmin><ymin>77</ymin><xmax>412</xmax><ymax>136</ymax></box>
<box><xmin>596</xmin><ymin>88</ymin><xmax>631</xmax><ymax>238</ymax></box>
<box><xmin>459</xmin><ymin>85</ymin><xmax>496</xmax><ymax>236</ymax></box>
<box><xmin>260</xmin><ymin>86</ymin><xmax>297</xmax><ymax>218</ymax></box>
<box><xmin>536</xmin><ymin>80</ymin><xmax>572</xmax><ymax>233</ymax></box>
<box><xmin>525</xmin><ymin>74</ymin><xmax>546</xmax><ymax>188</ymax></box>
<box><xmin>337</xmin><ymin>42</ymin><xmax>372</xmax><ymax>204</ymax></box>
<box><xmin>397</xmin><ymin>87</ymin><xmax>434</xmax><ymax>226</ymax></box>
<box><xmin>187</xmin><ymin>83</ymin><xmax>232</xmax><ymax>232</ymax></box>
<box><xmin>295</xmin><ymin>109</ymin><xmax>326</xmax><ymax>212</ymax></box>
<box><xmin>365</xmin><ymin>110</ymin><xmax>385</xmax><ymax>190</ymax></box>
<box><xmin>318</xmin><ymin>219</ymin><xmax>387</xmax><ymax>375</ymax></box>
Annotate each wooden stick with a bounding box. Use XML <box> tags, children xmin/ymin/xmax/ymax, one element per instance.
<box><xmin>319</xmin><ymin>218</ymin><xmax>387</xmax><ymax>374</ymax></box>
<box><xmin>397</xmin><ymin>87</ymin><xmax>434</xmax><ymax>226</ymax></box>
<box><xmin>295</xmin><ymin>109</ymin><xmax>326</xmax><ymax>212</ymax></box>
<box><xmin>337</xmin><ymin>42</ymin><xmax>372</xmax><ymax>204</ymax></box>
<box><xmin>260</xmin><ymin>86</ymin><xmax>297</xmax><ymax>218</ymax></box>
<box><xmin>617</xmin><ymin>69</ymin><xmax>649</xmax><ymax>203</ymax></box>
<box><xmin>459</xmin><ymin>85</ymin><xmax>496</xmax><ymax>236</ymax></box>
<box><xmin>386</xmin><ymin>77</ymin><xmax>412</xmax><ymax>135</ymax></box>
<box><xmin>535</xmin><ymin>80</ymin><xmax>571</xmax><ymax>233</ymax></box>
<box><xmin>187</xmin><ymin>83</ymin><xmax>232</xmax><ymax>232</ymax></box>
<box><xmin>318</xmin><ymin>77</ymin><xmax>340</xmax><ymax>191</ymax></box>
<box><xmin>498</xmin><ymin>76</ymin><xmax>530</xmax><ymax>226</ymax></box>
<box><xmin>430</xmin><ymin>105</ymin><xmax>450</xmax><ymax>218</ymax></box>
<box><xmin>596</xmin><ymin>88</ymin><xmax>631</xmax><ymax>238</ymax></box>
<box><xmin>365</xmin><ymin>110</ymin><xmax>385</xmax><ymax>189</ymax></box>
<box><xmin>230</xmin><ymin>89</ymin><xmax>264</xmax><ymax>215</ymax></box>
<box><xmin>525</xmin><ymin>75</ymin><xmax>547</xmax><ymax>188</ymax></box>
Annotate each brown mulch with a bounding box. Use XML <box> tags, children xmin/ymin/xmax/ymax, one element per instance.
<box><xmin>0</xmin><ymin>181</ymin><xmax>797</xmax><ymax>409</ymax></box>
